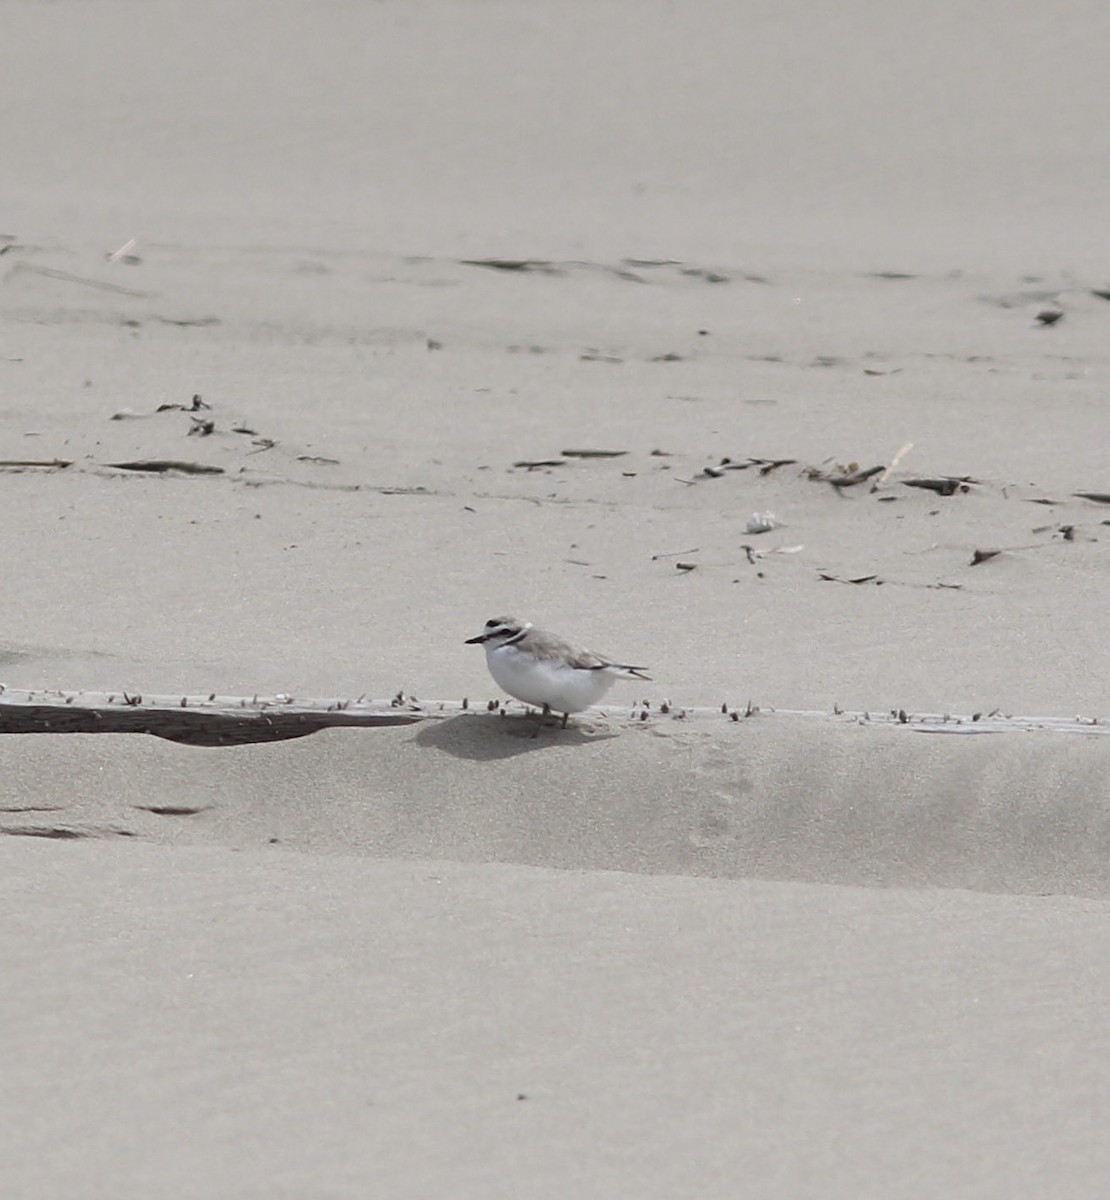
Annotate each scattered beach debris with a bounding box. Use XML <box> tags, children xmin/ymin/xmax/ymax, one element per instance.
<box><xmin>561</xmin><ymin>449</ymin><xmax>628</xmax><ymax>459</ymax></box>
<box><xmin>0</xmin><ymin>458</ymin><xmax>71</xmax><ymax>470</ymax></box>
<box><xmin>461</xmin><ymin>259</ymin><xmax>564</xmax><ymax>274</ymax></box>
<box><xmin>651</xmin><ymin>352</ymin><xmax>686</xmax><ymax>362</ymax></box>
<box><xmin>114</xmin><ymin>395</ymin><xmax>211</xmax><ymax>421</ymax></box>
<box><xmin>1035</xmin><ymin>309</ymin><xmax>1064</xmax><ymax>326</ymax></box>
<box><xmin>135</xmin><ymin>803</ymin><xmax>209</xmax><ymax>816</ymax></box>
<box><xmin>187</xmin><ymin>416</ymin><xmax>215</xmax><ymax>436</ymax></box>
<box><xmin>0</xmin><ymin>825</ymin><xmax>133</xmax><ymax>840</ymax></box>
<box><xmin>513</xmin><ymin>459</ymin><xmax>565</xmax><ymax>470</ymax></box>
<box><xmin>103</xmin><ymin>460</ymin><xmax>224</xmax><ymax>475</ymax></box>
<box><xmin>1075</xmin><ymin>492</ymin><xmax>1110</xmax><ymax>504</ymax></box>
<box><xmin>806</xmin><ymin>462</ymin><xmax>885</xmax><ymax>489</ymax></box>
<box><xmin>675</xmin><ymin>561</ymin><xmax>697</xmax><ymax>572</ymax></box>
<box><xmin>818</xmin><ymin>572</ymin><xmax>881</xmax><ymax>585</ymax></box>
<box><xmin>296</xmin><ymin>454</ymin><xmax>340</xmax><ymax>465</ymax></box>
<box><xmin>742</xmin><ymin>544</ymin><xmax>804</xmax><ymax>566</ymax></box>
<box><xmin>651</xmin><ymin>548</ymin><xmax>699</xmax><ymax>561</ymax></box>
<box><xmin>695</xmin><ymin>456</ymin><xmax>796</xmax><ymax>481</ymax></box>
<box><xmin>745</xmin><ymin>511</ymin><xmax>776</xmax><ymax>534</ymax></box>
<box><xmin>579</xmin><ymin>351</ymin><xmax>624</xmax><ymax>363</ymax></box>
<box><xmin>871</xmin><ymin>442</ymin><xmax>914</xmax><ymax>490</ymax></box>
<box><xmin>834</xmin><ymin>464</ymin><xmax>885</xmax><ymax>488</ymax></box>
<box><xmin>965</xmin><ymin>533</ymin><xmax>1083</xmax><ymax>567</ymax></box>
<box><xmin>236</xmin><ymin>476</ymin><xmax>428</xmax><ymax>494</ymax></box>
<box><xmin>154</xmin><ymin>315</ymin><xmax>221</xmax><ymax>328</ymax></box>
<box><xmin>902</xmin><ymin>477</ymin><xmax>976</xmax><ymax>496</ymax></box>
<box><xmin>156</xmin><ymin>394</ymin><xmax>211</xmax><ymax>414</ymax></box>
<box><xmin>679</xmin><ymin>266</ymin><xmax>730</xmax><ymax>283</ymax></box>
<box><xmin>459</xmin><ymin>257</ymin><xmax>755</xmax><ymax>286</ymax></box>
<box><xmin>622</xmin><ymin>259</ymin><xmax>767</xmax><ymax>284</ymax></box>
<box><xmin>106</xmin><ymin>236</ymin><xmax>142</xmax><ymax>264</ymax></box>
<box><xmin>751</xmin><ymin>457</ymin><xmax>795</xmax><ymax>475</ymax></box>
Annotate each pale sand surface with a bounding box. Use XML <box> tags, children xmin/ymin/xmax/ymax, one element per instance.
<box><xmin>4</xmin><ymin>0</ymin><xmax>1110</xmax><ymax>1194</ymax></box>
<box><xmin>7</xmin><ymin>837</ymin><xmax>1110</xmax><ymax>1200</ymax></box>
<box><xmin>5</xmin><ymin>720</ymin><xmax>1110</xmax><ymax>1197</ymax></box>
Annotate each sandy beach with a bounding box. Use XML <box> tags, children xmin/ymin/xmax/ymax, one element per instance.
<box><xmin>4</xmin><ymin>1</ymin><xmax>1110</xmax><ymax>1196</ymax></box>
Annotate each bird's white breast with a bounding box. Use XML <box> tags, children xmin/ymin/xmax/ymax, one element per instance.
<box><xmin>485</xmin><ymin>643</ymin><xmax>616</xmax><ymax>713</ymax></box>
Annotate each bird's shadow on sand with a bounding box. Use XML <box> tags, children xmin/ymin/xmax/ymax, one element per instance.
<box><xmin>414</xmin><ymin>712</ymin><xmax>621</xmax><ymax>761</ymax></box>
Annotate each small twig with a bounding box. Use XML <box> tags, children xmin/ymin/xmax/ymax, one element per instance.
<box><xmin>871</xmin><ymin>441</ymin><xmax>914</xmax><ymax>491</ymax></box>
<box><xmin>107</xmin><ymin>236</ymin><xmax>142</xmax><ymax>263</ymax></box>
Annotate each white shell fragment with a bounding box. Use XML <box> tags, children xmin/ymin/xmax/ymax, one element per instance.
<box><xmin>746</xmin><ymin>511</ymin><xmax>776</xmax><ymax>534</ymax></box>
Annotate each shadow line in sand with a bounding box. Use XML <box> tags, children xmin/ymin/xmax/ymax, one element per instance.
<box><xmin>413</xmin><ymin>712</ymin><xmax>619</xmax><ymax>760</ymax></box>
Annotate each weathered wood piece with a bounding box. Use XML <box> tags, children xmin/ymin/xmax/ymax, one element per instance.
<box><xmin>0</xmin><ymin>691</ymin><xmax>427</xmax><ymax>746</ymax></box>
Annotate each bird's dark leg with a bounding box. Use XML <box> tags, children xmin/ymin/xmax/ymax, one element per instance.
<box><xmin>560</xmin><ymin>711</ymin><xmax>569</xmax><ymax>729</ymax></box>
<box><xmin>528</xmin><ymin>702</ymin><xmax>550</xmax><ymax>738</ymax></box>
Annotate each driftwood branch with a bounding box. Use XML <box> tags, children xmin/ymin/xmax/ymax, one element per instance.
<box><xmin>0</xmin><ymin>691</ymin><xmax>428</xmax><ymax>746</ymax></box>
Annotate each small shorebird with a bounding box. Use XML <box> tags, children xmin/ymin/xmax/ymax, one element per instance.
<box><xmin>465</xmin><ymin>615</ymin><xmax>650</xmax><ymax>727</ymax></box>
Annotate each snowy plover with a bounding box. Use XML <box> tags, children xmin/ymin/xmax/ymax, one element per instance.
<box><xmin>466</xmin><ymin>616</ymin><xmax>650</xmax><ymax>726</ymax></box>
